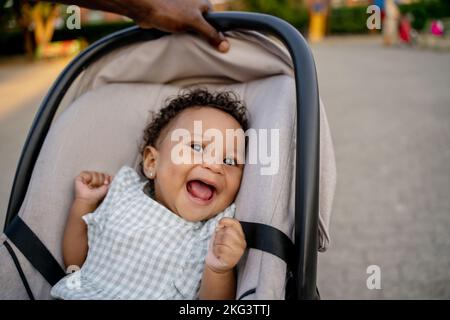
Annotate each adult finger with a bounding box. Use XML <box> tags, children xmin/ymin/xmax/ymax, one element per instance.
<box><xmin>189</xmin><ymin>14</ymin><xmax>230</xmax><ymax>53</ymax></box>
<box><xmin>199</xmin><ymin>0</ymin><xmax>213</xmax><ymax>13</ymax></box>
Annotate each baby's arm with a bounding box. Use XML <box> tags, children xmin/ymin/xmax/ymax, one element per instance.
<box><xmin>62</xmin><ymin>171</ymin><xmax>112</xmax><ymax>268</ymax></box>
<box><xmin>199</xmin><ymin>218</ymin><xmax>246</xmax><ymax>300</ymax></box>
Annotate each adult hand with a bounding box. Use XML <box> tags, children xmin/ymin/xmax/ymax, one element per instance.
<box><xmin>52</xmin><ymin>0</ymin><xmax>230</xmax><ymax>52</ymax></box>
<box><xmin>130</xmin><ymin>0</ymin><xmax>230</xmax><ymax>53</ymax></box>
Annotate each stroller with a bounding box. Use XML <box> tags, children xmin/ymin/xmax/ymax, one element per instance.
<box><xmin>0</xmin><ymin>12</ymin><xmax>336</xmax><ymax>300</ymax></box>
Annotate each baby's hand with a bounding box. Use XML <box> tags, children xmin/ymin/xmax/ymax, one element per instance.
<box><xmin>74</xmin><ymin>171</ymin><xmax>112</xmax><ymax>205</ymax></box>
<box><xmin>205</xmin><ymin>218</ymin><xmax>247</xmax><ymax>274</ymax></box>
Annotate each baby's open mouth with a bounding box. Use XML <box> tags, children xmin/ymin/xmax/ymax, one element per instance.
<box><xmin>186</xmin><ymin>180</ymin><xmax>216</xmax><ymax>202</ymax></box>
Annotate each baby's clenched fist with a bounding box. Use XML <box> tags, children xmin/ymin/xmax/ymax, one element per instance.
<box><xmin>74</xmin><ymin>171</ymin><xmax>112</xmax><ymax>205</ymax></box>
<box><xmin>205</xmin><ymin>218</ymin><xmax>246</xmax><ymax>274</ymax></box>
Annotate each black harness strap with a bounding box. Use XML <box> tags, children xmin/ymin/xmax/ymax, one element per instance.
<box><xmin>3</xmin><ymin>240</ymin><xmax>35</xmax><ymax>300</ymax></box>
<box><xmin>240</xmin><ymin>221</ymin><xmax>295</xmax><ymax>267</ymax></box>
<box><xmin>238</xmin><ymin>288</ymin><xmax>256</xmax><ymax>300</ymax></box>
<box><xmin>4</xmin><ymin>216</ymin><xmax>66</xmax><ymax>287</ymax></box>
<box><xmin>239</xmin><ymin>221</ymin><xmax>296</xmax><ymax>300</ymax></box>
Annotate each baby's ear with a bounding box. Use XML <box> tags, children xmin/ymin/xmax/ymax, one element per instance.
<box><xmin>143</xmin><ymin>146</ymin><xmax>159</xmax><ymax>179</ymax></box>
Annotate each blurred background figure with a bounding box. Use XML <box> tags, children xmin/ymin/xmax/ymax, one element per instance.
<box><xmin>430</xmin><ymin>19</ymin><xmax>444</xmax><ymax>36</ymax></box>
<box><xmin>308</xmin><ymin>0</ymin><xmax>329</xmax><ymax>42</ymax></box>
<box><xmin>399</xmin><ymin>13</ymin><xmax>412</xmax><ymax>43</ymax></box>
<box><xmin>383</xmin><ymin>0</ymin><xmax>400</xmax><ymax>46</ymax></box>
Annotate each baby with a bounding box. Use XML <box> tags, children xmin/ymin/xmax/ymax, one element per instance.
<box><xmin>51</xmin><ymin>89</ymin><xmax>248</xmax><ymax>299</ymax></box>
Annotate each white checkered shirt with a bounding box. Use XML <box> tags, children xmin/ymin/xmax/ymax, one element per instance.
<box><xmin>51</xmin><ymin>166</ymin><xmax>235</xmax><ymax>300</ymax></box>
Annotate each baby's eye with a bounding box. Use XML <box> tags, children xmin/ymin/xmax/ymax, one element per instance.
<box><xmin>223</xmin><ymin>157</ymin><xmax>236</xmax><ymax>166</ymax></box>
<box><xmin>191</xmin><ymin>143</ymin><xmax>203</xmax><ymax>153</ymax></box>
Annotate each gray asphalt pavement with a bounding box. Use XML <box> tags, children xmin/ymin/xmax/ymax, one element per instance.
<box><xmin>1</xmin><ymin>36</ymin><xmax>449</xmax><ymax>299</ymax></box>
<box><xmin>312</xmin><ymin>36</ymin><xmax>450</xmax><ymax>299</ymax></box>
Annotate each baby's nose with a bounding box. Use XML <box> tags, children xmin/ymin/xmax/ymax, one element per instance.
<box><xmin>201</xmin><ymin>155</ymin><xmax>224</xmax><ymax>174</ymax></box>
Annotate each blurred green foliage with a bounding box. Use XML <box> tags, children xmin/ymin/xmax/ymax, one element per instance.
<box><xmin>399</xmin><ymin>0</ymin><xmax>450</xmax><ymax>31</ymax></box>
<box><xmin>329</xmin><ymin>6</ymin><xmax>368</xmax><ymax>34</ymax></box>
<box><xmin>328</xmin><ymin>0</ymin><xmax>450</xmax><ymax>34</ymax></box>
<box><xmin>235</xmin><ymin>0</ymin><xmax>450</xmax><ymax>34</ymax></box>
<box><xmin>1</xmin><ymin>0</ymin><xmax>17</xmax><ymax>30</ymax></box>
<box><xmin>51</xmin><ymin>20</ymin><xmax>133</xmax><ymax>42</ymax></box>
<box><xmin>3</xmin><ymin>0</ymin><xmax>450</xmax><ymax>56</ymax></box>
<box><xmin>0</xmin><ymin>20</ymin><xmax>133</xmax><ymax>55</ymax></box>
<box><xmin>231</xmin><ymin>0</ymin><xmax>309</xmax><ymax>34</ymax></box>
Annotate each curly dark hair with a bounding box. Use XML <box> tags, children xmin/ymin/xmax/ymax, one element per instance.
<box><xmin>139</xmin><ymin>88</ymin><xmax>249</xmax><ymax>178</ymax></box>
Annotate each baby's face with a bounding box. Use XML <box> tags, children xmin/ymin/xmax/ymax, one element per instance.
<box><xmin>143</xmin><ymin>107</ymin><xmax>245</xmax><ymax>222</ymax></box>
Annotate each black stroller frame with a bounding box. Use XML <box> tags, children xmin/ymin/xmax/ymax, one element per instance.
<box><xmin>3</xmin><ymin>12</ymin><xmax>320</xmax><ymax>300</ymax></box>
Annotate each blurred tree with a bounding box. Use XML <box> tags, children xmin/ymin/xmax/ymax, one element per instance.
<box><xmin>0</xmin><ymin>0</ymin><xmax>59</xmax><ymax>58</ymax></box>
<box><xmin>0</xmin><ymin>0</ymin><xmax>14</xmax><ymax>26</ymax></box>
<box><xmin>32</xmin><ymin>2</ymin><xmax>59</xmax><ymax>45</ymax></box>
<box><xmin>12</xmin><ymin>1</ymin><xmax>34</xmax><ymax>58</ymax></box>
<box><xmin>411</xmin><ymin>5</ymin><xmax>427</xmax><ymax>30</ymax></box>
<box><xmin>230</xmin><ymin>0</ymin><xmax>309</xmax><ymax>33</ymax></box>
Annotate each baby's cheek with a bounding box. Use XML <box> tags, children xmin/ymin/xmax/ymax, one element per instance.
<box><xmin>229</xmin><ymin>172</ymin><xmax>244</xmax><ymax>196</ymax></box>
<box><xmin>219</xmin><ymin>188</ymin><xmax>239</xmax><ymax>211</ymax></box>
